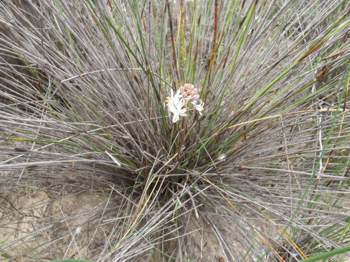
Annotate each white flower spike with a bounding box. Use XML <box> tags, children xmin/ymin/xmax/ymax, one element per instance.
<box><xmin>167</xmin><ymin>89</ymin><xmax>187</xmax><ymax>123</ymax></box>
<box><xmin>166</xmin><ymin>83</ymin><xmax>204</xmax><ymax>123</ymax></box>
<box><xmin>192</xmin><ymin>100</ymin><xmax>204</xmax><ymax>115</ymax></box>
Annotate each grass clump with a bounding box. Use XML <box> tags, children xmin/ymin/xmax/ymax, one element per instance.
<box><xmin>0</xmin><ymin>0</ymin><xmax>350</xmax><ymax>261</ymax></box>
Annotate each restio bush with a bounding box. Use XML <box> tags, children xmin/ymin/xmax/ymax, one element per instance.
<box><xmin>0</xmin><ymin>0</ymin><xmax>350</xmax><ymax>261</ymax></box>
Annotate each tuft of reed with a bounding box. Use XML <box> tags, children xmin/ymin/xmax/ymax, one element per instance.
<box><xmin>0</xmin><ymin>0</ymin><xmax>350</xmax><ymax>261</ymax></box>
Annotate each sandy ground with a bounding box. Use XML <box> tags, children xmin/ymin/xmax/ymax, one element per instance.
<box><xmin>0</xmin><ymin>186</ymin><xmax>109</xmax><ymax>261</ymax></box>
<box><xmin>0</xmin><ymin>185</ymin><xmax>230</xmax><ymax>261</ymax></box>
<box><xmin>0</xmin><ymin>150</ymin><xmax>349</xmax><ymax>261</ymax></box>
